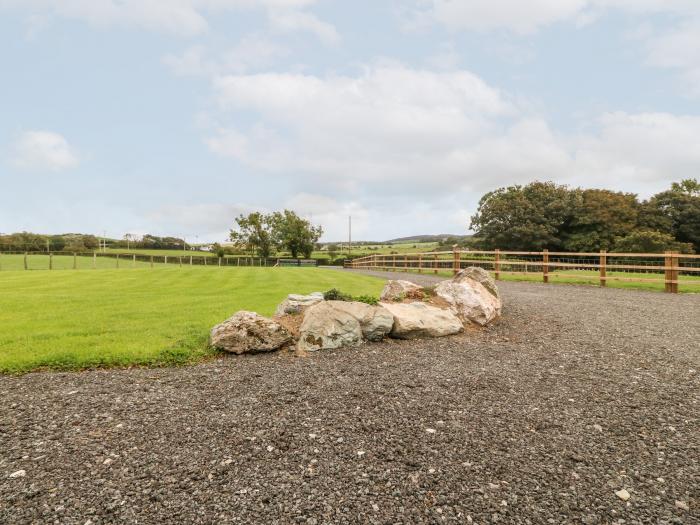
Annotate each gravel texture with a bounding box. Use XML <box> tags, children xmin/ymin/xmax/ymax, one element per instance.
<box><xmin>1</xmin><ymin>275</ymin><xmax>699</xmax><ymax>524</ymax></box>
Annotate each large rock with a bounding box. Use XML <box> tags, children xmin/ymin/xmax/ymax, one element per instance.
<box><xmin>211</xmin><ymin>311</ymin><xmax>293</xmax><ymax>354</ymax></box>
<box><xmin>329</xmin><ymin>301</ymin><xmax>394</xmax><ymax>342</ymax></box>
<box><xmin>454</xmin><ymin>267</ymin><xmax>500</xmax><ymax>300</ymax></box>
<box><xmin>380</xmin><ymin>280</ymin><xmax>424</xmax><ymax>301</ymax></box>
<box><xmin>435</xmin><ymin>278</ymin><xmax>501</xmax><ymax>326</ymax></box>
<box><xmin>275</xmin><ymin>292</ymin><xmax>324</xmax><ymax>316</ymax></box>
<box><xmin>380</xmin><ymin>302</ymin><xmax>463</xmax><ymax>339</ymax></box>
<box><xmin>298</xmin><ymin>301</ymin><xmax>364</xmax><ymax>352</ymax></box>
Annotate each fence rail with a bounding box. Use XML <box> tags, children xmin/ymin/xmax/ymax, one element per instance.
<box><xmin>0</xmin><ymin>252</ymin><xmax>318</xmax><ymax>271</ymax></box>
<box><xmin>345</xmin><ymin>248</ymin><xmax>700</xmax><ymax>293</ymax></box>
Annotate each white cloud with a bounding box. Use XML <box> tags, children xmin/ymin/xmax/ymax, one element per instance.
<box><xmin>268</xmin><ymin>8</ymin><xmax>340</xmax><ymax>44</ymax></box>
<box><xmin>416</xmin><ymin>0</ymin><xmax>700</xmax><ymax>34</ymax></box>
<box><xmin>207</xmin><ymin>64</ymin><xmax>515</xmax><ymax>194</ymax></box>
<box><xmin>203</xmin><ymin>63</ymin><xmax>700</xmax><ymax>209</ymax></box>
<box><xmin>164</xmin><ymin>35</ymin><xmax>289</xmax><ymax>76</ymax></box>
<box><xmin>11</xmin><ymin>131</ymin><xmax>80</xmax><ymax>172</ymax></box>
<box><xmin>0</xmin><ymin>0</ymin><xmax>336</xmax><ymax>39</ymax></box>
<box><xmin>643</xmin><ymin>19</ymin><xmax>700</xmax><ymax>97</ymax></box>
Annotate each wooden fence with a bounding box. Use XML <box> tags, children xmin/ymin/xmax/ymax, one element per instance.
<box><xmin>0</xmin><ymin>252</ymin><xmax>317</xmax><ymax>271</ymax></box>
<box><xmin>345</xmin><ymin>248</ymin><xmax>700</xmax><ymax>293</ymax></box>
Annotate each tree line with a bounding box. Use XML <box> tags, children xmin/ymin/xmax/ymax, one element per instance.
<box><xmin>230</xmin><ymin>210</ymin><xmax>323</xmax><ymax>258</ymax></box>
<box><xmin>469</xmin><ymin>179</ymin><xmax>699</xmax><ymax>253</ymax></box>
<box><xmin>0</xmin><ymin>232</ymin><xmax>100</xmax><ymax>252</ymax></box>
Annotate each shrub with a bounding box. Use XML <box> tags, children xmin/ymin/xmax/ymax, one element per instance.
<box><xmin>323</xmin><ymin>288</ymin><xmax>353</xmax><ymax>301</ymax></box>
<box><xmin>323</xmin><ymin>289</ymin><xmax>379</xmax><ymax>305</ymax></box>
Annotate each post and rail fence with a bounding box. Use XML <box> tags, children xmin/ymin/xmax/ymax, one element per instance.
<box><xmin>0</xmin><ymin>252</ymin><xmax>319</xmax><ymax>272</ymax></box>
<box><xmin>344</xmin><ymin>247</ymin><xmax>700</xmax><ymax>293</ymax></box>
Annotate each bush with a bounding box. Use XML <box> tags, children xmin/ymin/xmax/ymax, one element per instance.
<box><xmin>323</xmin><ymin>288</ymin><xmax>353</xmax><ymax>301</ymax></box>
<box><xmin>323</xmin><ymin>289</ymin><xmax>379</xmax><ymax>305</ymax></box>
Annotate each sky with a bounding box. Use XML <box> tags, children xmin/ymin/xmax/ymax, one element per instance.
<box><xmin>1</xmin><ymin>1</ymin><xmax>699</xmax><ymax>242</ymax></box>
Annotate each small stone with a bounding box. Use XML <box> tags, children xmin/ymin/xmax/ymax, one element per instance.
<box><xmin>615</xmin><ymin>489</ymin><xmax>630</xmax><ymax>501</ymax></box>
<box><xmin>428</xmin><ymin>468</ymin><xmax>436</xmax><ymax>474</ymax></box>
<box><xmin>9</xmin><ymin>470</ymin><xmax>26</xmax><ymax>478</ymax></box>
<box><xmin>675</xmin><ymin>500</ymin><xmax>689</xmax><ymax>511</ymax></box>
<box><xmin>266</xmin><ymin>445</ymin><xmax>274</xmax><ymax>452</ymax></box>
<box><xmin>221</xmin><ymin>459</ymin><xmax>233</xmax><ymax>466</ymax></box>
<box><xmin>593</xmin><ymin>424</ymin><xmax>603</xmax><ymax>432</ymax></box>
<box><xmin>309</xmin><ymin>433</ymin><xmax>317</xmax><ymax>439</ymax></box>
<box><xmin>372</xmin><ymin>503</ymin><xmax>379</xmax><ymax>512</ymax></box>
<box><xmin>425</xmin><ymin>428</ymin><xmax>437</xmax><ymax>434</ymax></box>
<box><xmin>357</xmin><ymin>451</ymin><xmax>366</xmax><ymax>457</ymax></box>
<box><xmin>103</xmin><ymin>458</ymin><xmax>113</xmax><ymax>466</ymax></box>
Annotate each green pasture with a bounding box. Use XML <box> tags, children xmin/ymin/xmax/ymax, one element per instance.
<box><xmin>0</xmin><ymin>267</ymin><xmax>384</xmax><ymax>374</ymax></box>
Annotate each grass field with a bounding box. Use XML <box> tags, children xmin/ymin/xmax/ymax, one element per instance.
<box><xmin>0</xmin><ymin>267</ymin><xmax>384</xmax><ymax>374</ymax></box>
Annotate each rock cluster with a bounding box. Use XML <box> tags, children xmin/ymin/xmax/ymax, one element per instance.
<box><xmin>209</xmin><ymin>268</ymin><xmax>502</xmax><ymax>355</ymax></box>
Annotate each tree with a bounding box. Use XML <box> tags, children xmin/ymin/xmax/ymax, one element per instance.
<box><xmin>641</xmin><ymin>178</ymin><xmax>700</xmax><ymax>251</ymax></box>
<box><xmin>229</xmin><ymin>212</ymin><xmax>275</xmax><ymax>257</ymax></box>
<box><xmin>470</xmin><ymin>182</ymin><xmax>575</xmax><ymax>250</ymax></box>
<box><xmin>327</xmin><ymin>243</ymin><xmax>339</xmax><ymax>259</ymax></box>
<box><xmin>563</xmin><ymin>189</ymin><xmax>639</xmax><ymax>251</ymax></box>
<box><xmin>269</xmin><ymin>210</ymin><xmax>323</xmax><ymax>258</ymax></box>
<box><xmin>614</xmin><ymin>230</ymin><xmax>694</xmax><ymax>254</ymax></box>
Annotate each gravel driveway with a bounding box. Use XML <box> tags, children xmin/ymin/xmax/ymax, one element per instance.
<box><xmin>1</xmin><ymin>275</ymin><xmax>698</xmax><ymax>524</ymax></box>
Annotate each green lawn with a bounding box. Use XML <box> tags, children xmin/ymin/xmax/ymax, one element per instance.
<box><xmin>0</xmin><ymin>267</ymin><xmax>384</xmax><ymax>374</ymax></box>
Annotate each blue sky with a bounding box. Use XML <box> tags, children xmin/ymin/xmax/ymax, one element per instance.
<box><xmin>1</xmin><ymin>1</ymin><xmax>699</xmax><ymax>242</ymax></box>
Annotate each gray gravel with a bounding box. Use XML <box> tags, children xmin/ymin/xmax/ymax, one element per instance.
<box><xmin>1</xmin><ymin>275</ymin><xmax>699</xmax><ymax>524</ymax></box>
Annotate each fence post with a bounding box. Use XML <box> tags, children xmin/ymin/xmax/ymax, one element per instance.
<box><xmin>664</xmin><ymin>251</ymin><xmax>672</xmax><ymax>293</ymax></box>
<box><xmin>542</xmin><ymin>249</ymin><xmax>549</xmax><ymax>284</ymax></box>
<box><xmin>494</xmin><ymin>249</ymin><xmax>501</xmax><ymax>281</ymax></box>
<box><xmin>190</xmin><ymin>255</ymin><xmax>193</xmax><ymax>266</ymax></box>
<box><xmin>116</xmin><ymin>253</ymin><xmax>120</xmax><ymax>269</ymax></box>
<box><xmin>24</xmin><ymin>252</ymin><xmax>28</xmax><ymax>270</ymax></box>
<box><xmin>73</xmin><ymin>253</ymin><xmax>77</xmax><ymax>270</ymax></box>
<box><xmin>452</xmin><ymin>245</ymin><xmax>460</xmax><ymax>275</ymax></box>
<box><xmin>150</xmin><ymin>255</ymin><xmax>154</xmax><ymax>268</ymax></box>
<box><xmin>669</xmin><ymin>252</ymin><xmax>679</xmax><ymax>293</ymax></box>
<box><xmin>219</xmin><ymin>257</ymin><xmax>222</xmax><ymax>267</ymax></box>
<box><xmin>434</xmin><ymin>254</ymin><xmax>438</xmax><ymax>275</ymax></box>
<box><xmin>165</xmin><ymin>255</ymin><xmax>168</xmax><ymax>265</ymax></box>
<box><xmin>49</xmin><ymin>253</ymin><xmax>53</xmax><ymax>270</ymax></box>
<box><xmin>133</xmin><ymin>254</ymin><xmax>136</xmax><ymax>268</ymax></box>
<box><xmin>179</xmin><ymin>256</ymin><xmax>182</xmax><ymax>268</ymax></box>
<box><xmin>599</xmin><ymin>250</ymin><xmax>606</xmax><ymax>287</ymax></box>
<box><xmin>418</xmin><ymin>254</ymin><xmax>422</xmax><ymax>273</ymax></box>
<box><xmin>392</xmin><ymin>254</ymin><xmax>396</xmax><ymax>271</ymax></box>
<box><xmin>403</xmin><ymin>255</ymin><xmax>408</xmax><ymax>272</ymax></box>
<box><xmin>93</xmin><ymin>252</ymin><xmax>96</xmax><ymax>269</ymax></box>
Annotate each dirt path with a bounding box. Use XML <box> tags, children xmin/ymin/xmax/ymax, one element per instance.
<box><xmin>1</xmin><ymin>278</ymin><xmax>698</xmax><ymax>524</ymax></box>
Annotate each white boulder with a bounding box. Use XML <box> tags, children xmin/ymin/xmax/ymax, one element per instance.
<box><xmin>379</xmin><ymin>302</ymin><xmax>463</xmax><ymax>339</ymax></box>
<box><xmin>434</xmin><ymin>278</ymin><xmax>501</xmax><ymax>326</ymax></box>
<box><xmin>274</xmin><ymin>292</ymin><xmax>324</xmax><ymax>316</ymax></box>
<box><xmin>298</xmin><ymin>301</ymin><xmax>364</xmax><ymax>352</ymax></box>
<box><xmin>380</xmin><ymin>280</ymin><xmax>424</xmax><ymax>301</ymax></box>
<box><xmin>454</xmin><ymin>267</ymin><xmax>500</xmax><ymax>301</ymax></box>
<box><xmin>210</xmin><ymin>311</ymin><xmax>293</xmax><ymax>354</ymax></box>
<box><xmin>329</xmin><ymin>301</ymin><xmax>394</xmax><ymax>342</ymax></box>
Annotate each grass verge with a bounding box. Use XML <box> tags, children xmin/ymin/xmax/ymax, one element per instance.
<box><xmin>0</xmin><ymin>267</ymin><xmax>383</xmax><ymax>374</ymax></box>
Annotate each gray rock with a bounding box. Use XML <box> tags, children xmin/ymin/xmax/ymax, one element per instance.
<box><xmin>454</xmin><ymin>267</ymin><xmax>501</xmax><ymax>300</ymax></box>
<box><xmin>274</xmin><ymin>292</ymin><xmax>324</xmax><ymax>316</ymax></box>
<box><xmin>379</xmin><ymin>280</ymin><xmax>424</xmax><ymax>301</ymax></box>
<box><xmin>210</xmin><ymin>311</ymin><xmax>293</xmax><ymax>354</ymax></box>
<box><xmin>435</xmin><ymin>278</ymin><xmax>501</xmax><ymax>326</ymax></box>
<box><xmin>328</xmin><ymin>301</ymin><xmax>394</xmax><ymax>342</ymax></box>
<box><xmin>379</xmin><ymin>302</ymin><xmax>463</xmax><ymax>339</ymax></box>
<box><xmin>298</xmin><ymin>301</ymin><xmax>364</xmax><ymax>352</ymax></box>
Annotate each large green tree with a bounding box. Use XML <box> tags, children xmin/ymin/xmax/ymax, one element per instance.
<box><xmin>563</xmin><ymin>189</ymin><xmax>639</xmax><ymax>251</ymax></box>
<box><xmin>229</xmin><ymin>212</ymin><xmax>276</xmax><ymax>258</ymax></box>
<box><xmin>270</xmin><ymin>210</ymin><xmax>323</xmax><ymax>258</ymax></box>
<box><xmin>470</xmin><ymin>182</ymin><xmax>575</xmax><ymax>250</ymax></box>
<box><xmin>640</xmin><ymin>178</ymin><xmax>700</xmax><ymax>251</ymax></box>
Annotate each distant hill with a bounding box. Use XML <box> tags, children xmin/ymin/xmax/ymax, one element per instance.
<box><xmin>384</xmin><ymin>234</ymin><xmax>472</xmax><ymax>244</ymax></box>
